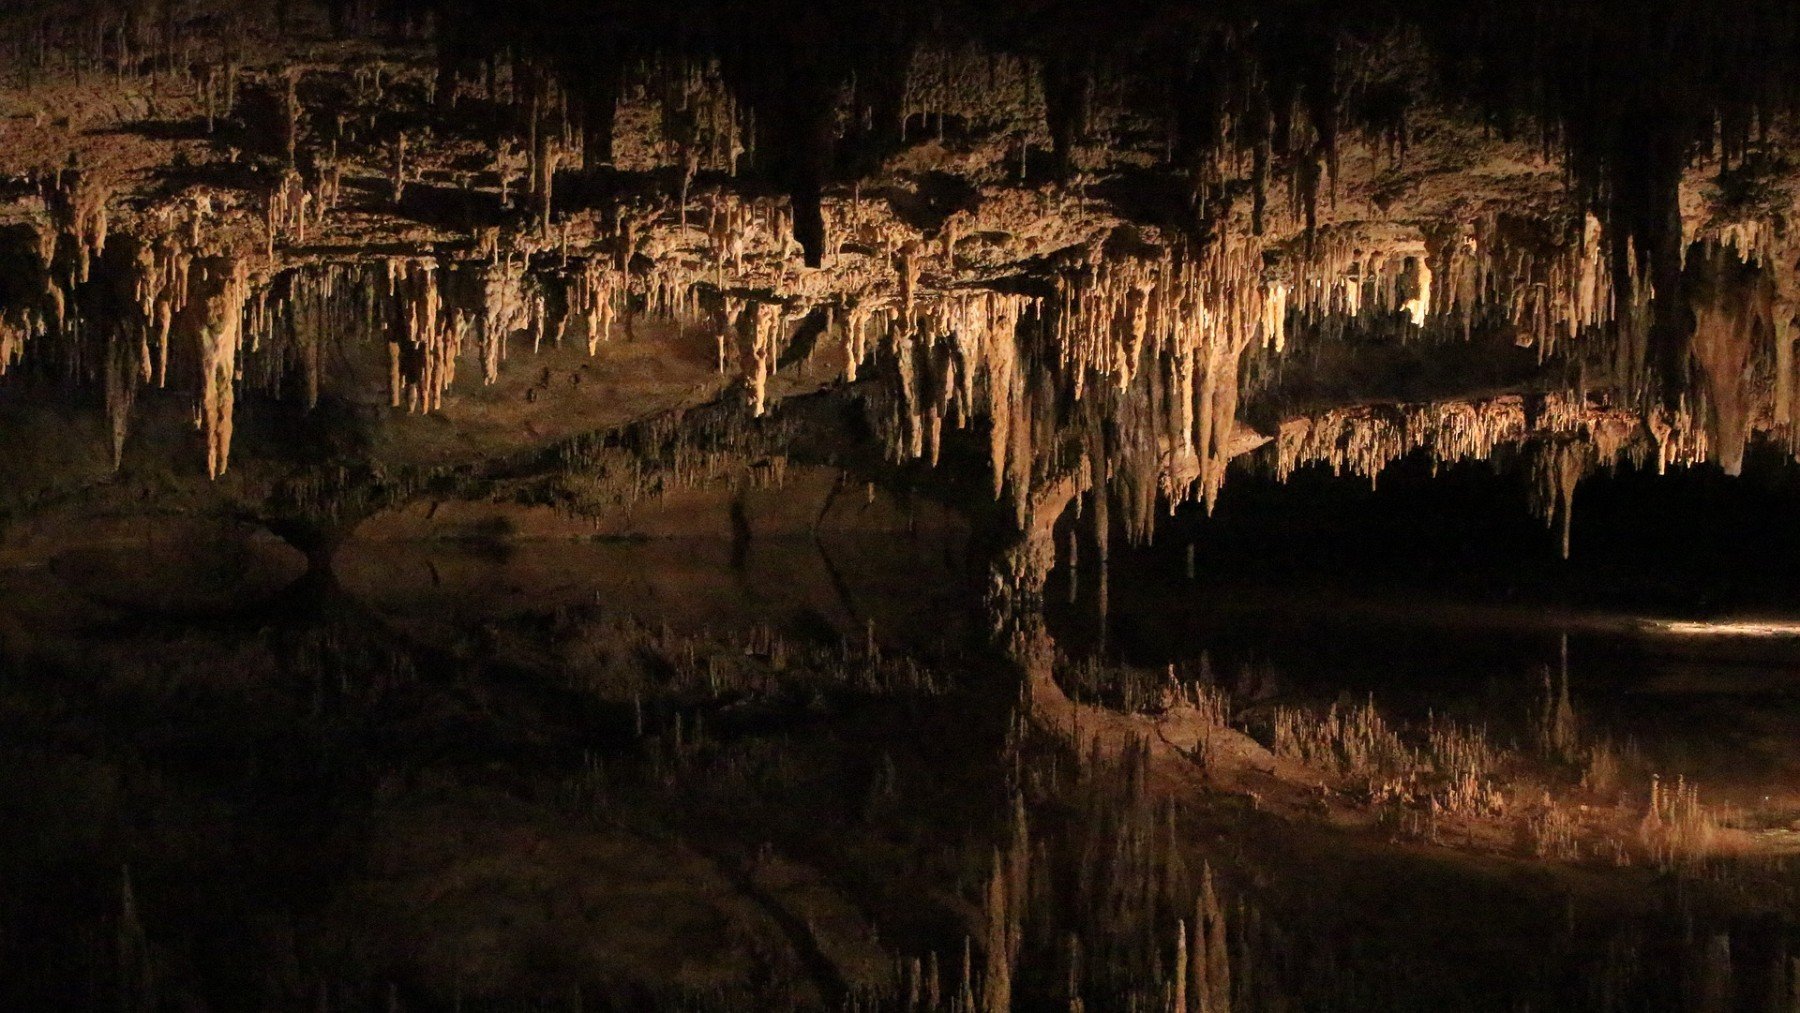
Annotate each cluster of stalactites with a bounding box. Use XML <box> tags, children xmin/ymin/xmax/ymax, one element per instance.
<box><xmin>1276</xmin><ymin>392</ymin><xmax>1709</xmax><ymax>487</ymax></box>
<box><xmin>1422</xmin><ymin>213</ymin><xmax>1615</xmax><ymax>357</ymax></box>
<box><xmin>1053</xmin><ymin>241</ymin><xmax>1282</xmax><ymax>515</ymax></box>
<box><xmin>131</xmin><ymin>236</ymin><xmax>194</xmax><ymax>388</ymax></box>
<box><xmin>45</xmin><ymin>168</ymin><xmax>110</xmax><ymax>286</ymax></box>
<box><xmin>244</xmin><ymin>263</ymin><xmax>372</xmax><ymax>411</ymax></box>
<box><xmin>478</xmin><ymin>253</ymin><xmax>541</xmax><ymax>384</ymax></box>
<box><xmin>0</xmin><ymin>310</ymin><xmax>30</xmax><ymax>375</ymax></box>
<box><xmin>1286</xmin><ymin>232</ymin><xmax>1429</xmax><ymax>326</ymax></box>
<box><xmin>0</xmin><ymin>173</ymin><xmax>111</xmax><ymax>375</ymax></box>
<box><xmin>697</xmin><ymin>192</ymin><xmax>804</xmax><ymax>275</ymax></box>
<box><xmin>0</xmin><ymin>225</ymin><xmax>62</xmax><ymax>376</ymax></box>
<box><xmin>848</xmin><ymin>289</ymin><xmax>1039</xmax><ymax>523</ymax></box>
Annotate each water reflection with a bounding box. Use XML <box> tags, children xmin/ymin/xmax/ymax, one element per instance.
<box><xmin>1</xmin><ymin>505</ymin><xmax>1799</xmax><ymax>1009</ymax></box>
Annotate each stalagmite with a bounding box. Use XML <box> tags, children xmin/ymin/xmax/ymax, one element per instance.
<box><xmin>280</xmin><ymin>69</ymin><xmax>301</xmax><ymax>167</ymax></box>
<box><xmin>1193</xmin><ymin>866</ymin><xmax>1230</xmax><ymax>1013</ymax></box>
<box><xmin>981</xmin><ymin>852</ymin><xmax>1012</xmax><ymax>1013</ymax></box>
<box><xmin>1174</xmin><ymin>918</ymin><xmax>1189</xmax><ymax>1013</ymax></box>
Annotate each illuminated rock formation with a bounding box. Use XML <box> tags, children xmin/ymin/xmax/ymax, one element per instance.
<box><xmin>0</xmin><ymin>0</ymin><xmax>1798</xmax><ymax>540</ymax></box>
<box><xmin>190</xmin><ymin>255</ymin><xmax>250</xmax><ymax>479</ymax></box>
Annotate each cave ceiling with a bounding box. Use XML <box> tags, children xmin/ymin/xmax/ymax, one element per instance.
<box><xmin>2</xmin><ymin>0</ymin><xmax>1799</xmax><ymax>557</ymax></box>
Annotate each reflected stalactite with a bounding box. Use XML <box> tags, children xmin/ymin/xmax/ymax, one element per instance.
<box><xmin>385</xmin><ymin>259</ymin><xmax>447</xmax><ymax>412</ymax></box>
<box><xmin>563</xmin><ymin>257</ymin><xmax>624</xmax><ymax>354</ymax></box>
<box><xmin>478</xmin><ymin>251</ymin><xmax>536</xmax><ymax>384</ymax></box>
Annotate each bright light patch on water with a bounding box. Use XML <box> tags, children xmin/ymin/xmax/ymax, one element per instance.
<box><xmin>1642</xmin><ymin>619</ymin><xmax>1800</xmax><ymax>638</ymax></box>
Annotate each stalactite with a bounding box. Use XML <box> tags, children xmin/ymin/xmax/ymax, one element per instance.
<box><xmin>45</xmin><ymin>168</ymin><xmax>110</xmax><ymax>285</ymax></box>
<box><xmin>132</xmin><ymin>235</ymin><xmax>192</xmax><ymax>387</ymax></box>
<box><xmin>1529</xmin><ymin>439</ymin><xmax>1595</xmax><ymax>559</ymax></box>
<box><xmin>1053</xmin><ymin>240</ymin><xmax>1280</xmax><ymax>517</ymax></box>
<box><xmin>841</xmin><ymin>299</ymin><xmax>875</xmax><ymax>383</ymax></box>
<box><xmin>533</xmin><ymin>111</ymin><xmax>560</xmax><ymax>238</ymax></box>
<box><xmin>190</xmin><ymin>255</ymin><xmax>250</xmax><ymax>479</ymax></box>
<box><xmin>1686</xmin><ymin>242</ymin><xmax>1771</xmax><ymax>476</ymax></box>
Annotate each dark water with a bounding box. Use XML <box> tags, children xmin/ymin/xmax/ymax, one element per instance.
<box><xmin>5</xmin><ymin>467</ymin><xmax>1800</xmax><ymax>1009</ymax></box>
